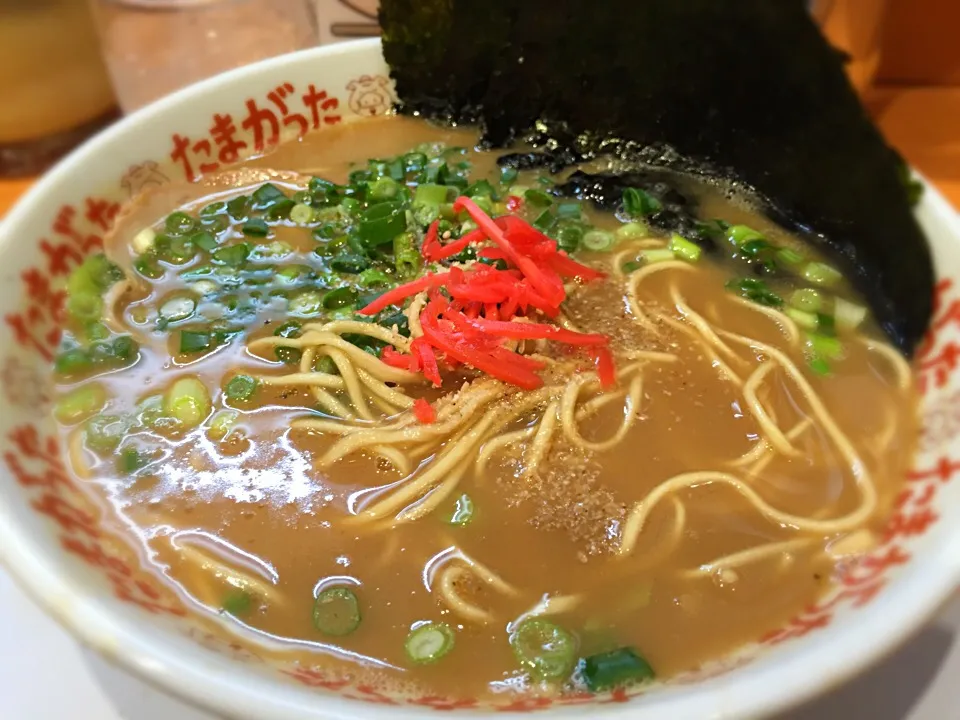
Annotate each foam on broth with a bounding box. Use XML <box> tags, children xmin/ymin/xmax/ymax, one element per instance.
<box><xmin>54</xmin><ymin>116</ymin><xmax>917</xmax><ymax>698</ymax></box>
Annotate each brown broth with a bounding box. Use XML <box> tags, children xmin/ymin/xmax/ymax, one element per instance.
<box><xmin>54</xmin><ymin>115</ymin><xmax>918</xmax><ymax>699</ymax></box>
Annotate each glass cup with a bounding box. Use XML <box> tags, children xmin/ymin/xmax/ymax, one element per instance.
<box><xmin>0</xmin><ymin>0</ymin><xmax>117</xmax><ymax>177</ymax></box>
<box><xmin>92</xmin><ymin>0</ymin><xmax>320</xmax><ymax>113</ymax></box>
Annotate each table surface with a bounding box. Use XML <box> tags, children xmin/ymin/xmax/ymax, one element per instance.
<box><xmin>2</xmin><ymin>86</ymin><xmax>959</xmax><ymax>719</ymax></box>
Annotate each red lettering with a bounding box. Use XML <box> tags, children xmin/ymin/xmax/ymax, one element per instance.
<box><xmin>302</xmin><ymin>84</ymin><xmax>342</xmax><ymax>129</ymax></box>
<box><xmin>209</xmin><ymin>113</ymin><xmax>248</xmax><ymax>165</ymax></box>
<box><xmin>83</xmin><ymin>197</ymin><xmax>121</xmax><ymax>233</ymax></box>
<box><xmin>190</xmin><ymin>138</ymin><xmax>220</xmax><ymax>175</ymax></box>
<box><xmin>170</xmin><ymin>133</ymin><xmax>197</xmax><ymax>182</ymax></box>
<box><xmin>241</xmin><ymin>98</ymin><xmax>280</xmax><ymax>152</ymax></box>
<box><xmin>33</xmin><ymin>491</ymin><xmax>100</xmax><ymax>537</ymax></box>
<box><xmin>267</xmin><ymin>83</ymin><xmax>309</xmax><ymax>137</ymax></box>
<box><xmin>908</xmin><ymin>456</ymin><xmax>960</xmax><ymax>484</ymax></box>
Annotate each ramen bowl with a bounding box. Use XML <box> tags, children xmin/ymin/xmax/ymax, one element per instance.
<box><xmin>1</xmin><ymin>39</ymin><xmax>960</xmax><ymax>720</ymax></box>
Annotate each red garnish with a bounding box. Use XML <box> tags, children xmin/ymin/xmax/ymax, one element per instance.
<box><xmin>465</xmin><ymin>318</ymin><xmax>609</xmax><ymax>346</ymax></box>
<box><xmin>591</xmin><ymin>346</ymin><xmax>617</xmax><ymax>388</ymax></box>
<box><xmin>506</xmin><ymin>195</ymin><xmax>523</xmax><ymax>212</ymax></box>
<box><xmin>412</xmin><ymin>398</ymin><xmax>437</xmax><ymax>424</ymax></box>
<box><xmin>360</xmin><ymin>198</ymin><xmax>614</xmax><ymax>389</ymax></box>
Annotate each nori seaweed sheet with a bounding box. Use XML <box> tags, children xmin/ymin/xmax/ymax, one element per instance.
<box><xmin>380</xmin><ymin>0</ymin><xmax>933</xmax><ymax>355</ymax></box>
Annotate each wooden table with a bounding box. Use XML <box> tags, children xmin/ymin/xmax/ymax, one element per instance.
<box><xmin>2</xmin><ymin>88</ymin><xmax>958</xmax><ymax>215</ymax></box>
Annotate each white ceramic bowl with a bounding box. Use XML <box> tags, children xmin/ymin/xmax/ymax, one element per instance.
<box><xmin>2</xmin><ymin>39</ymin><xmax>960</xmax><ymax>720</ymax></box>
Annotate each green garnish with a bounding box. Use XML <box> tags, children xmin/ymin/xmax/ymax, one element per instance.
<box><xmin>510</xmin><ymin>618</ymin><xmax>577</xmax><ymax>681</ymax></box>
<box><xmin>405</xmin><ymin>622</ymin><xmax>455</xmax><ymax>664</ymax></box>
<box><xmin>622</xmin><ymin>187</ymin><xmax>662</xmax><ymax>217</ymax></box>
<box><xmin>668</xmin><ymin>234</ymin><xmax>702</xmax><ymax>262</ymax></box>
<box><xmin>579</xmin><ymin>647</ymin><xmax>655</xmax><ymax>691</ymax></box>
<box><xmin>312</xmin><ymin>587</ymin><xmax>361</xmax><ymax>636</ymax></box>
<box><xmin>241</xmin><ymin>217</ymin><xmax>270</xmax><ymax>237</ymax></box>
<box><xmin>224</xmin><ymin>374</ymin><xmax>258</xmax><ymax>402</ymax></box>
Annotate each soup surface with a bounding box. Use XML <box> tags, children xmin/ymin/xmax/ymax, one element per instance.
<box><xmin>52</xmin><ymin>116</ymin><xmax>917</xmax><ymax>699</ymax></box>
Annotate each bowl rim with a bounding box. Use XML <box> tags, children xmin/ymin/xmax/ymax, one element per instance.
<box><xmin>2</xmin><ymin>37</ymin><xmax>960</xmax><ymax>720</ymax></box>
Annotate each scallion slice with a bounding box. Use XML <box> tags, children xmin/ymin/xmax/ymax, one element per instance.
<box><xmin>615</xmin><ymin>222</ymin><xmax>647</xmax><ymax>241</ymax></box>
<box><xmin>789</xmin><ymin>288</ymin><xmax>823</xmax><ymax>313</ymax></box>
<box><xmin>405</xmin><ymin>622</ymin><xmax>455</xmax><ymax>664</ymax></box>
<box><xmin>579</xmin><ymin>647</ymin><xmax>655</xmax><ymax>692</ymax></box>
<box><xmin>639</xmin><ymin>248</ymin><xmax>676</xmax><ymax>265</ymax></box>
<box><xmin>224</xmin><ymin>374</ymin><xmax>258</xmax><ymax>402</ymax></box>
<box><xmin>313</xmin><ymin>587</ymin><xmax>361</xmax><ymax>636</ymax></box>
<box><xmin>802</xmin><ymin>261</ymin><xmax>842</xmax><ymax>287</ymax></box>
<box><xmin>668</xmin><ymin>234</ymin><xmax>702</xmax><ymax>262</ymax></box>
<box><xmin>834</xmin><ymin>297</ymin><xmax>868</xmax><ymax>331</ymax></box>
<box><xmin>510</xmin><ymin>618</ymin><xmax>577</xmax><ymax>681</ymax></box>
<box><xmin>582</xmin><ymin>229</ymin><xmax>616</xmax><ymax>252</ymax></box>
<box><xmin>163</xmin><ymin>376</ymin><xmax>212</xmax><ymax>428</ymax></box>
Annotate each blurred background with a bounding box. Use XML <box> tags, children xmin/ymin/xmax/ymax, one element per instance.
<box><xmin>0</xmin><ymin>0</ymin><xmax>957</xmax><ymax>206</ymax></box>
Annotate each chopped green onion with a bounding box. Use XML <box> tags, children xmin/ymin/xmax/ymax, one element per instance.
<box><xmin>806</xmin><ymin>332</ymin><xmax>844</xmax><ymax>360</ymax></box>
<box><xmin>163</xmin><ymin>376</ymin><xmax>212</xmax><ymax>428</ymax></box>
<box><xmin>785</xmin><ymin>307</ymin><xmax>819</xmax><ymax>331</ymax></box>
<box><xmin>808</xmin><ymin>357</ymin><xmax>832</xmax><ymax>376</ymax></box>
<box><xmin>622</xmin><ymin>261</ymin><xmax>643</xmax><ymax>273</ymax></box>
<box><xmin>359</xmin><ymin>201</ymin><xmax>406</xmax><ymax>247</ymax></box>
<box><xmin>622</xmin><ymin>188</ymin><xmax>662</xmax><ymax>217</ymax></box>
<box><xmin>265</xmin><ymin>198</ymin><xmax>296</xmax><ymax>220</ymax></box>
<box><xmin>556</xmin><ymin>202</ymin><xmax>581</xmax><ymax>219</ymax></box>
<box><xmin>200</xmin><ymin>201</ymin><xmax>226</xmax><ymax>217</ymax></box>
<box><xmin>189</xmin><ymin>230</ymin><xmax>218</xmax><ymax>252</ymax></box>
<box><xmin>817</xmin><ymin>312</ymin><xmax>837</xmax><ymax>336</ymax></box>
<box><xmin>55</xmin><ymin>383</ymin><xmax>107</xmax><ymax>425</ymax></box>
<box><xmin>315</xmin><ymin>355</ymin><xmax>338</xmax><ymax>375</ymax></box>
<box><xmin>84</xmin><ymin>414</ymin><xmax>131</xmax><ymax>454</ymax></box>
<box><xmin>726</xmin><ymin>277</ymin><xmax>783</xmax><ymax>307</ymax></box>
<box><xmin>500</xmin><ymin>165</ymin><xmax>519</xmax><ymax>185</ymax></box>
<box><xmin>154</xmin><ymin>234</ymin><xmax>196</xmax><ymax>264</ymax></box>
<box><xmin>532</xmin><ymin>208</ymin><xmax>555</xmax><ymax>232</ymax></box>
<box><xmin>55</xmin><ymin>348</ymin><xmax>93</xmax><ymax>376</ymax></box>
<box><xmin>165</xmin><ymin>211</ymin><xmax>197</xmax><ymax>235</ymax></box>
<box><xmin>555</xmin><ymin>225</ymin><xmax>583</xmax><ymax>253</ymax></box>
<box><xmin>776</xmin><ymin>247</ymin><xmax>805</xmax><ymax>266</ymax></box>
<box><xmin>403</xmin><ymin>152</ymin><xmax>428</xmax><ymax>172</ymax></box>
<box><xmin>510</xmin><ymin>618</ymin><xmax>577</xmax><ymax>681</ymax></box>
<box><xmin>802</xmin><ymin>261</ymin><xmax>843</xmax><ymax>287</ymax></box>
<box><xmin>221</xmin><ymin>590</ymin><xmax>253</xmax><ymax>615</ymax></box>
<box><xmin>414</xmin><ymin>183</ymin><xmax>449</xmax><ymax>208</ymax></box>
<box><xmin>582</xmin><ymin>230</ymin><xmax>616</xmax><ymax>252</ymax></box>
<box><xmin>449</xmin><ymin>493</ymin><xmax>475</xmax><ymax>526</ymax></box>
<box><xmin>226</xmin><ymin>195</ymin><xmax>250</xmax><ymax>219</ymax></box>
<box><xmin>789</xmin><ymin>288</ymin><xmax>823</xmax><ymax>313</ymax></box>
<box><xmin>727</xmin><ymin>224</ymin><xmax>765</xmax><ymax>246</ymax></box>
<box><xmin>330</xmin><ymin>253</ymin><xmax>373</xmax><ymax>275</ymax></box>
<box><xmin>313</xmin><ymin>587</ymin><xmax>361</xmax><ymax>636</ymax></box>
<box><xmin>524</xmin><ymin>188</ymin><xmax>554</xmax><ymax>207</ymax></box>
<box><xmin>322</xmin><ymin>287</ymin><xmax>359</xmax><ymax>310</ymax></box>
<box><xmin>465</xmin><ymin>179</ymin><xmax>497</xmax><ymax>198</ymax></box>
<box><xmin>834</xmin><ymin>297</ymin><xmax>868</xmax><ymax>331</ymax></box>
<box><xmin>394</xmin><ymin>232</ymin><xmax>422</xmax><ymax>279</ymax></box>
<box><xmin>132</xmin><ymin>227</ymin><xmax>157</xmax><ymax>254</ymax></box>
<box><xmin>117</xmin><ymin>447</ymin><xmax>151</xmax><ymax>474</ymax></box>
<box><xmin>358</xmin><ymin>268</ymin><xmax>394</xmax><ymax>287</ymax></box>
<box><xmin>369</xmin><ymin>176</ymin><xmax>400</xmax><ymax>202</ymax></box>
<box><xmin>179</xmin><ymin>330</ymin><xmax>232</xmax><ymax>354</ymax></box>
<box><xmin>251</xmin><ymin>183</ymin><xmax>286</xmax><ymax>208</ymax></box>
<box><xmin>669</xmin><ymin>234</ymin><xmax>702</xmax><ymax>262</ymax></box>
<box><xmin>159</xmin><ymin>295</ymin><xmax>197</xmax><ymax>323</ymax></box>
<box><xmin>289</xmin><ymin>290</ymin><xmax>323</xmax><ymax>316</ymax></box>
<box><xmin>241</xmin><ymin>217</ymin><xmax>270</xmax><ymax>237</ymax></box>
<box><xmin>405</xmin><ymin>622</ymin><xmax>455</xmax><ymax>664</ymax></box>
<box><xmin>739</xmin><ymin>238</ymin><xmax>772</xmax><ymax>258</ymax></box>
<box><xmin>639</xmin><ymin>248</ymin><xmax>676</xmax><ymax>265</ymax></box>
<box><xmin>212</xmin><ymin>243</ymin><xmax>250</xmax><ymax>267</ymax></box>
<box><xmin>134</xmin><ymin>257</ymin><xmax>164</xmax><ymax>279</ymax></box>
<box><xmin>507</xmin><ymin>184</ymin><xmax>530</xmax><ymax>198</ymax></box>
<box><xmin>289</xmin><ymin>203</ymin><xmax>315</xmax><ymax>225</ymax></box>
<box><xmin>579</xmin><ymin>647</ymin><xmax>655</xmax><ymax>691</ymax></box>
<box><xmin>224</xmin><ymin>374</ymin><xmax>257</xmax><ymax>402</ymax></box>
<box><xmin>272</xmin><ymin>321</ymin><xmax>302</xmax><ymax>364</ymax></box>
<box><xmin>615</xmin><ymin>221</ymin><xmax>647</xmax><ymax>241</ymax></box>
<box><xmin>208</xmin><ymin>409</ymin><xmax>239</xmax><ymax>440</ymax></box>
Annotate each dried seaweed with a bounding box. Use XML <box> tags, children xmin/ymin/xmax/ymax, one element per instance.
<box><xmin>380</xmin><ymin>0</ymin><xmax>933</xmax><ymax>354</ymax></box>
